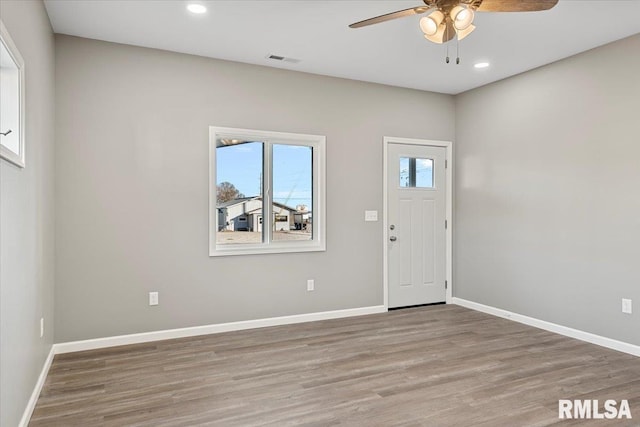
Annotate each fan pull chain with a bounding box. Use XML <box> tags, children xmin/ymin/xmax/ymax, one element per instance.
<box><xmin>456</xmin><ymin>37</ymin><xmax>460</xmax><ymax>65</ymax></box>
<box><xmin>445</xmin><ymin>24</ymin><xmax>450</xmax><ymax>64</ymax></box>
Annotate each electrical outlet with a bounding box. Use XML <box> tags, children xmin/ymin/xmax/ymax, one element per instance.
<box><xmin>149</xmin><ymin>292</ymin><xmax>159</xmax><ymax>306</ymax></box>
<box><xmin>307</xmin><ymin>279</ymin><xmax>314</xmax><ymax>291</ymax></box>
<box><xmin>40</xmin><ymin>318</ymin><xmax>44</xmax><ymax>338</ymax></box>
<box><xmin>622</xmin><ymin>298</ymin><xmax>632</xmax><ymax>314</ymax></box>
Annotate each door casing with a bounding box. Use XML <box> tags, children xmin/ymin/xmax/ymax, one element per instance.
<box><xmin>383</xmin><ymin>136</ymin><xmax>453</xmax><ymax>309</ymax></box>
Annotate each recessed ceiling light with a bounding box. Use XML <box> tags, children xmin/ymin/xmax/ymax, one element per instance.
<box><xmin>474</xmin><ymin>62</ymin><xmax>490</xmax><ymax>69</ymax></box>
<box><xmin>187</xmin><ymin>3</ymin><xmax>207</xmax><ymax>14</ymax></box>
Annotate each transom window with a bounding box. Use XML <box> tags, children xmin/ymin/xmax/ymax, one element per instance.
<box><xmin>400</xmin><ymin>157</ymin><xmax>434</xmax><ymax>188</ymax></box>
<box><xmin>209</xmin><ymin>127</ymin><xmax>326</xmax><ymax>256</ymax></box>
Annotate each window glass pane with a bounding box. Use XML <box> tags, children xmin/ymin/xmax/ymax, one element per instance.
<box><xmin>272</xmin><ymin>144</ymin><xmax>312</xmax><ymax>241</ymax></box>
<box><xmin>216</xmin><ymin>141</ymin><xmax>263</xmax><ymax>245</ymax></box>
<box><xmin>399</xmin><ymin>157</ymin><xmax>433</xmax><ymax>188</ymax></box>
<box><xmin>400</xmin><ymin>157</ymin><xmax>410</xmax><ymax>187</ymax></box>
<box><xmin>415</xmin><ymin>158</ymin><xmax>434</xmax><ymax>188</ymax></box>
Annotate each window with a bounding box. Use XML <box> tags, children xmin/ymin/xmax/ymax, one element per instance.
<box><xmin>0</xmin><ymin>21</ymin><xmax>26</xmax><ymax>168</ymax></box>
<box><xmin>210</xmin><ymin>127</ymin><xmax>326</xmax><ymax>256</ymax></box>
<box><xmin>400</xmin><ymin>157</ymin><xmax>434</xmax><ymax>188</ymax></box>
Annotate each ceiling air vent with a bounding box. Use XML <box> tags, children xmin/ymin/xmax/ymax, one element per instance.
<box><xmin>266</xmin><ymin>54</ymin><xmax>300</xmax><ymax>64</ymax></box>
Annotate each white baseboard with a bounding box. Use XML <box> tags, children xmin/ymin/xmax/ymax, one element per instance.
<box><xmin>19</xmin><ymin>345</ymin><xmax>55</xmax><ymax>427</ymax></box>
<box><xmin>452</xmin><ymin>297</ymin><xmax>639</xmax><ymax>357</ymax></box>
<box><xmin>54</xmin><ymin>305</ymin><xmax>387</xmax><ymax>354</ymax></box>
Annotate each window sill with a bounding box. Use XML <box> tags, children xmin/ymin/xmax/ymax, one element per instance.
<box><xmin>209</xmin><ymin>242</ymin><xmax>326</xmax><ymax>257</ymax></box>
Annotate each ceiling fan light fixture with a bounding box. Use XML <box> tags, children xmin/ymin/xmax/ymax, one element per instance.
<box><xmin>419</xmin><ymin>10</ymin><xmax>444</xmax><ymax>36</ymax></box>
<box><xmin>451</xmin><ymin>5</ymin><xmax>474</xmax><ymax>30</ymax></box>
<box><xmin>424</xmin><ymin>19</ymin><xmax>455</xmax><ymax>44</ymax></box>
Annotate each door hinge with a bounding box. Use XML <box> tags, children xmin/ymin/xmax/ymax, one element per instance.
<box><xmin>445</xmin><ymin>159</ymin><xmax>448</xmax><ymax>169</ymax></box>
<box><xmin>445</xmin><ymin>220</ymin><xmax>448</xmax><ymax>229</ymax></box>
<box><xmin>445</xmin><ymin>280</ymin><xmax>448</xmax><ymax>290</ymax></box>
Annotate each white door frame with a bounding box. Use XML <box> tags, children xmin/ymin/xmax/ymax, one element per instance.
<box><xmin>383</xmin><ymin>136</ymin><xmax>453</xmax><ymax>309</ymax></box>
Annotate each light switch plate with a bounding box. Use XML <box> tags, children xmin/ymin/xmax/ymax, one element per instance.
<box><xmin>364</xmin><ymin>210</ymin><xmax>378</xmax><ymax>222</ymax></box>
<box><xmin>622</xmin><ymin>298</ymin><xmax>632</xmax><ymax>314</ymax></box>
<box><xmin>149</xmin><ymin>292</ymin><xmax>159</xmax><ymax>306</ymax></box>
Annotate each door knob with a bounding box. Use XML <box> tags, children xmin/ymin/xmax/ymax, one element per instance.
<box><xmin>389</xmin><ymin>236</ymin><xmax>397</xmax><ymax>242</ymax></box>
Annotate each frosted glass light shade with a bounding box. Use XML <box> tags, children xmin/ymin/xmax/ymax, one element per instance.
<box><xmin>419</xmin><ymin>10</ymin><xmax>444</xmax><ymax>36</ymax></box>
<box><xmin>451</xmin><ymin>5</ymin><xmax>474</xmax><ymax>30</ymax></box>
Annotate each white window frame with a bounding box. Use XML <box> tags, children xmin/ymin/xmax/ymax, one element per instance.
<box><xmin>0</xmin><ymin>20</ymin><xmax>26</xmax><ymax>168</ymax></box>
<box><xmin>209</xmin><ymin>126</ymin><xmax>326</xmax><ymax>256</ymax></box>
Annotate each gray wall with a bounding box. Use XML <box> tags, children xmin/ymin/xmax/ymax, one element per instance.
<box><xmin>54</xmin><ymin>35</ymin><xmax>455</xmax><ymax>342</ymax></box>
<box><xmin>0</xmin><ymin>1</ymin><xmax>56</xmax><ymax>426</ymax></box>
<box><xmin>455</xmin><ymin>34</ymin><xmax>640</xmax><ymax>346</ymax></box>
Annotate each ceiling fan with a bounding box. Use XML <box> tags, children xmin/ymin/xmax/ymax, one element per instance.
<box><xmin>349</xmin><ymin>0</ymin><xmax>558</xmax><ymax>44</ymax></box>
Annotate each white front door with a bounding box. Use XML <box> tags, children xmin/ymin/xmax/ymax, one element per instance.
<box><xmin>387</xmin><ymin>143</ymin><xmax>447</xmax><ymax>308</ymax></box>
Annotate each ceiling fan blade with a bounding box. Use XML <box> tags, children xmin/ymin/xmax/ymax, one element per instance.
<box><xmin>349</xmin><ymin>6</ymin><xmax>432</xmax><ymax>29</ymax></box>
<box><xmin>476</xmin><ymin>0</ymin><xmax>558</xmax><ymax>12</ymax></box>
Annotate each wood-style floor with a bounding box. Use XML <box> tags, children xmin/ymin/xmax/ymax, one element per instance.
<box><xmin>30</xmin><ymin>305</ymin><xmax>640</xmax><ymax>426</ymax></box>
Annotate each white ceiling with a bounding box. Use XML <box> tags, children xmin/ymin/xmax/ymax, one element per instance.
<box><xmin>44</xmin><ymin>0</ymin><xmax>640</xmax><ymax>94</ymax></box>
